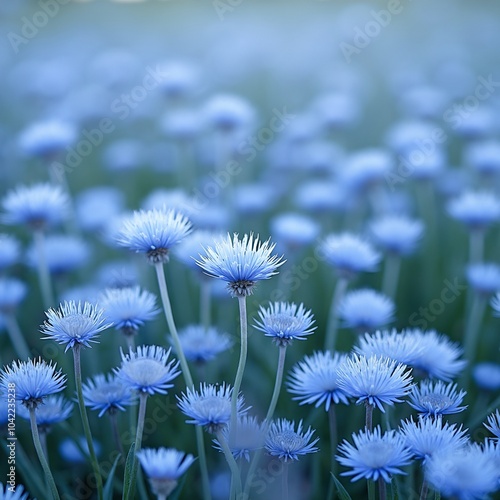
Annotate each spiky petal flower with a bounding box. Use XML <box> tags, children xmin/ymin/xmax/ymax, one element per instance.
<box><xmin>177</xmin><ymin>382</ymin><xmax>248</xmax><ymax>433</ymax></box>
<box><xmin>41</xmin><ymin>301</ymin><xmax>111</xmax><ymax>352</ymax></box>
<box><xmin>195</xmin><ymin>233</ymin><xmax>285</xmax><ymax>297</ymax></box>
<box><xmin>82</xmin><ymin>373</ymin><xmax>135</xmax><ymax>417</ymax></box>
<box><xmin>287</xmin><ymin>351</ymin><xmax>349</xmax><ymax>411</ymax></box>
<box><xmin>137</xmin><ymin>447</ymin><xmax>195</xmax><ymax>498</ymax></box>
<box><xmin>115</xmin><ymin>208</ymin><xmax>192</xmax><ymax>264</ymax></box>
<box><xmin>115</xmin><ymin>345</ymin><xmax>180</xmax><ymax>396</ymax></box>
<box><xmin>485</xmin><ymin>410</ymin><xmax>500</xmax><ymax>439</ymax></box>
<box><xmin>213</xmin><ymin>416</ymin><xmax>264</xmax><ymax>461</ymax></box>
<box><xmin>337</xmin><ymin>354</ymin><xmax>413</xmax><ymax>412</ymax></box>
<box><xmin>336</xmin><ymin>426</ymin><xmax>412</xmax><ymax>482</ymax></box>
<box><xmin>265</xmin><ymin>419</ymin><xmax>319</xmax><ymax>462</ymax></box>
<box><xmin>0</xmin><ymin>482</ymin><xmax>29</xmax><ymax>500</ymax></box>
<box><xmin>408</xmin><ymin>380</ymin><xmax>467</xmax><ymax>418</ymax></box>
<box><xmin>176</xmin><ymin>325</ymin><xmax>233</xmax><ymax>363</ymax></box>
<box><xmin>0</xmin><ymin>358</ymin><xmax>66</xmax><ymax>409</ymax></box>
<box><xmin>16</xmin><ymin>395</ymin><xmax>73</xmax><ymax>431</ymax></box>
<box><xmin>254</xmin><ymin>302</ymin><xmax>316</xmax><ymax>346</ymax></box>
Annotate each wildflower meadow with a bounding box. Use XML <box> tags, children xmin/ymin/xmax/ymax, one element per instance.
<box><xmin>1</xmin><ymin>1</ymin><xmax>500</xmax><ymax>499</ymax></box>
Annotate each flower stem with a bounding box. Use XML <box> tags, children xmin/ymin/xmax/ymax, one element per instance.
<box><xmin>200</xmin><ymin>279</ymin><xmax>212</xmax><ymax>332</ymax></box>
<box><xmin>282</xmin><ymin>461</ymin><xmax>289</xmax><ymax>500</ymax></box>
<box><xmin>381</xmin><ymin>253</ymin><xmax>401</xmax><ymax>299</ymax></box>
<box><xmin>29</xmin><ymin>407</ymin><xmax>60</xmax><ymax>500</ymax></box>
<box><xmin>325</xmin><ymin>277</ymin><xmax>348</xmax><ymax>351</ymax></box>
<box><xmin>264</xmin><ymin>346</ymin><xmax>287</xmax><ymax>423</ymax></box>
<box><xmin>328</xmin><ymin>405</ymin><xmax>338</xmax><ymax>476</ymax></box>
<box><xmin>231</xmin><ymin>296</ymin><xmax>248</xmax><ymax>430</ymax></box>
<box><xmin>378</xmin><ymin>478</ymin><xmax>387</xmax><ymax>500</ymax></box>
<box><xmin>5</xmin><ymin>312</ymin><xmax>30</xmax><ymax>359</ymax></box>
<box><xmin>33</xmin><ymin>229</ymin><xmax>55</xmax><ymax>309</ymax></box>
<box><xmin>216</xmin><ymin>429</ymin><xmax>242</xmax><ymax>500</ymax></box>
<box><xmin>195</xmin><ymin>426</ymin><xmax>212</xmax><ymax>500</ymax></box>
<box><xmin>127</xmin><ymin>392</ymin><xmax>148</xmax><ymax>500</ymax></box>
<box><xmin>73</xmin><ymin>345</ymin><xmax>103</xmax><ymax>500</ymax></box>
<box><xmin>365</xmin><ymin>403</ymin><xmax>374</xmax><ymax>431</ymax></box>
<box><xmin>469</xmin><ymin>230</ymin><xmax>484</xmax><ymax>263</ymax></box>
<box><xmin>420</xmin><ymin>480</ymin><xmax>429</xmax><ymax>500</ymax></box>
<box><xmin>109</xmin><ymin>411</ymin><xmax>124</xmax><ymax>457</ymax></box>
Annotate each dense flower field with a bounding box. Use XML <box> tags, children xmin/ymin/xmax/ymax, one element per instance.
<box><xmin>1</xmin><ymin>1</ymin><xmax>500</xmax><ymax>499</ymax></box>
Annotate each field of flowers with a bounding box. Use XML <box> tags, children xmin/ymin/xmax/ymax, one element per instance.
<box><xmin>1</xmin><ymin>1</ymin><xmax>500</xmax><ymax>499</ymax></box>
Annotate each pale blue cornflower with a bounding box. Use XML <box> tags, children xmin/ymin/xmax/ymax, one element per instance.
<box><xmin>254</xmin><ymin>302</ymin><xmax>316</xmax><ymax>346</ymax></box>
<box><xmin>287</xmin><ymin>351</ymin><xmax>349</xmax><ymax>411</ymax></box>
<box><xmin>195</xmin><ymin>233</ymin><xmax>285</xmax><ymax>297</ymax></box>
<box><xmin>424</xmin><ymin>444</ymin><xmax>500</xmax><ymax>500</ymax></box>
<box><xmin>408</xmin><ymin>380</ymin><xmax>467</xmax><ymax>418</ymax></box>
<box><xmin>336</xmin><ymin>426</ymin><xmax>412</xmax><ymax>482</ymax></box>
<box><xmin>337</xmin><ymin>354</ymin><xmax>413</xmax><ymax>412</ymax></box>
<box><xmin>473</xmin><ymin>362</ymin><xmax>500</xmax><ymax>391</ymax></box>
<box><xmin>115</xmin><ymin>345</ymin><xmax>180</xmax><ymax>395</ymax></box>
<box><xmin>0</xmin><ymin>278</ymin><xmax>27</xmax><ymax>313</ymax></box>
<box><xmin>270</xmin><ymin>212</ymin><xmax>320</xmax><ymax>249</ymax></box>
<box><xmin>157</xmin><ymin>60</ymin><xmax>199</xmax><ymax>99</ymax></box>
<box><xmin>485</xmin><ymin>410</ymin><xmax>500</xmax><ymax>439</ymax></box>
<box><xmin>338</xmin><ymin>289</ymin><xmax>395</xmax><ymax>332</ymax></box>
<box><xmin>400</xmin><ymin>417</ymin><xmax>469</xmax><ymax>461</ymax></box>
<box><xmin>17</xmin><ymin>395</ymin><xmax>73</xmax><ymax>431</ymax></box>
<box><xmin>176</xmin><ymin>325</ymin><xmax>233</xmax><ymax>363</ymax></box>
<box><xmin>213</xmin><ymin>416</ymin><xmax>264</xmax><ymax>461</ymax></box>
<box><xmin>447</xmin><ymin>190</ymin><xmax>500</xmax><ymax>230</ymax></box>
<box><xmin>0</xmin><ymin>482</ymin><xmax>29</xmax><ymax>500</ymax></box>
<box><xmin>115</xmin><ymin>208</ymin><xmax>192</xmax><ymax>264</ymax></box>
<box><xmin>319</xmin><ymin>233</ymin><xmax>381</xmax><ymax>280</ymax></box>
<box><xmin>369</xmin><ymin>215</ymin><xmax>424</xmax><ymax>256</ymax></box>
<box><xmin>341</xmin><ymin>149</ymin><xmax>393</xmax><ymax>193</ymax></box>
<box><xmin>294</xmin><ymin>180</ymin><xmax>346</xmax><ymax>214</ymax></box>
<box><xmin>99</xmin><ymin>286</ymin><xmax>159</xmax><ymax>336</ymax></box>
<box><xmin>203</xmin><ymin>94</ymin><xmax>255</xmax><ymax>132</ymax></box>
<box><xmin>177</xmin><ymin>382</ymin><xmax>248</xmax><ymax>433</ymax></box>
<box><xmin>0</xmin><ymin>234</ymin><xmax>20</xmax><ymax>270</ymax></box>
<box><xmin>18</xmin><ymin>119</ymin><xmax>77</xmax><ymax>158</ymax></box>
<box><xmin>41</xmin><ymin>301</ymin><xmax>111</xmax><ymax>352</ymax></box>
<box><xmin>464</xmin><ymin>139</ymin><xmax>500</xmax><ymax>176</ymax></box>
<box><xmin>265</xmin><ymin>419</ymin><xmax>319</xmax><ymax>462</ymax></box>
<box><xmin>137</xmin><ymin>447</ymin><xmax>196</xmax><ymax>498</ymax></box>
<box><xmin>466</xmin><ymin>262</ymin><xmax>500</xmax><ymax>296</ymax></box>
<box><xmin>82</xmin><ymin>373</ymin><xmax>135</xmax><ymax>417</ymax></box>
<box><xmin>2</xmin><ymin>183</ymin><xmax>69</xmax><ymax>230</ymax></box>
<box><xmin>0</xmin><ymin>358</ymin><xmax>66</xmax><ymax>409</ymax></box>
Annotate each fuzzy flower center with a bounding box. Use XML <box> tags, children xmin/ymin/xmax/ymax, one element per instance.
<box><xmin>190</xmin><ymin>396</ymin><xmax>230</xmax><ymax>420</ymax></box>
<box><xmin>122</xmin><ymin>359</ymin><xmax>166</xmax><ymax>385</ymax></box>
<box><xmin>275</xmin><ymin>430</ymin><xmax>305</xmax><ymax>451</ymax></box>
<box><xmin>59</xmin><ymin>313</ymin><xmax>96</xmax><ymax>337</ymax></box>
<box><xmin>358</xmin><ymin>441</ymin><xmax>394</xmax><ymax>468</ymax></box>
<box><xmin>419</xmin><ymin>394</ymin><xmax>453</xmax><ymax>409</ymax></box>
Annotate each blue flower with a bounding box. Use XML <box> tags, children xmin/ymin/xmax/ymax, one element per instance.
<box><xmin>464</xmin><ymin>139</ymin><xmax>500</xmax><ymax>176</ymax></box>
<box><xmin>17</xmin><ymin>395</ymin><xmax>73</xmax><ymax>429</ymax></box>
<box><xmin>408</xmin><ymin>380</ymin><xmax>467</xmax><ymax>418</ymax></box>
<box><xmin>336</xmin><ymin>426</ymin><xmax>412</xmax><ymax>483</ymax></box>
<box><xmin>485</xmin><ymin>410</ymin><xmax>500</xmax><ymax>439</ymax></box>
<box><xmin>0</xmin><ymin>482</ymin><xmax>29</xmax><ymax>500</ymax></box>
<box><xmin>0</xmin><ymin>278</ymin><xmax>27</xmax><ymax>313</ymax></box>
<box><xmin>338</xmin><ymin>289</ymin><xmax>395</xmax><ymax>331</ymax></box>
<box><xmin>177</xmin><ymin>382</ymin><xmax>248</xmax><ymax>433</ymax></box>
<box><xmin>466</xmin><ymin>262</ymin><xmax>500</xmax><ymax>296</ymax></box>
<box><xmin>76</xmin><ymin>186</ymin><xmax>125</xmax><ymax>233</ymax></box>
<box><xmin>18</xmin><ymin>119</ymin><xmax>77</xmax><ymax>158</ymax></box>
<box><xmin>137</xmin><ymin>447</ymin><xmax>195</xmax><ymax>498</ymax></box>
<box><xmin>424</xmin><ymin>444</ymin><xmax>500</xmax><ymax>500</ymax></box>
<box><xmin>287</xmin><ymin>351</ymin><xmax>349</xmax><ymax>411</ymax></box>
<box><xmin>337</xmin><ymin>354</ymin><xmax>413</xmax><ymax>412</ymax></box>
<box><xmin>176</xmin><ymin>325</ymin><xmax>233</xmax><ymax>363</ymax></box>
<box><xmin>318</xmin><ymin>233</ymin><xmax>381</xmax><ymax>279</ymax></box>
<box><xmin>254</xmin><ymin>301</ymin><xmax>316</xmax><ymax>346</ymax></box>
<box><xmin>41</xmin><ymin>301</ymin><xmax>111</xmax><ymax>351</ymax></box>
<box><xmin>265</xmin><ymin>419</ymin><xmax>319</xmax><ymax>462</ymax></box>
<box><xmin>203</xmin><ymin>93</ymin><xmax>255</xmax><ymax>131</ymax></box>
<box><xmin>473</xmin><ymin>362</ymin><xmax>500</xmax><ymax>391</ymax></box>
<box><xmin>115</xmin><ymin>345</ymin><xmax>180</xmax><ymax>395</ymax></box>
<box><xmin>2</xmin><ymin>183</ymin><xmax>69</xmax><ymax>230</ymax></box>
<box><xmin>82</xmin><ymin>373</ymin><xmax>135</xmax><ymax>417</ymax></box>
<box><xmin>400</xmin><ymin>417</ymin><xmax>468</xmax><ymax>461</ymax></box>
<box><xmin>115</xmin><ymin>208</ymin><xmax>192</xmax><ymax>264</ymax></box>
<box><xmin>369</xmin><ymin>215</ymin><xmax>424</xmax><ymax>255</ymax></box>
<box><xmin>270</xmin><ymin>212</ymin><xmax>320</xmax><ymax>249</ymax></box>
<box><xmin>0</xmin><ymin>358</ymin><xmax>66</xmax><ymax>409</ymax></box>
<box><xmin>195</xmin><ymin>233</ymin><xmax>285</xmax><ymax>297</ymax></box>
<box><xmin>99</xmin><ymin>286</ymin><xmax>159</xmax><ymax>336</ymax></box>
<box><xmin>447</xmin><ymin>190</ymin><xmax>500</xmax><ymax>230</ymax></box>
<box><xmin>341</xmin><ymin>149</ymin><xmax>392</xmax><ymax>193</ymax></box>
<box><xmin>0</xmin><ymin>234</ymin><xmax>20</xmax><ymax>270</ymax></box>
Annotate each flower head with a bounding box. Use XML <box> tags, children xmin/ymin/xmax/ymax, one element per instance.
<box><xmin>254</xmin><ymin>302</ymin><xmax>316</xmax><ymax>346</ymax></box>
<box><xmin>466</xmin><ymin>262</ymin><xmax>500</xmax><ymax>296</ymax></box>
<box><xmin>0</xmin><ymin>358</ymin><xmax>66</xmax><ymax>409</ymax></box>
<box><xmin>99</xmin><ymin>286</ymin><xmax>159</xmax><ymax>336</ymax></box>
<box><xmin>18</xmin><ymin>119</ymin><xmax>77</xmax><ymax>158</ymax></box>
<box><xmin>17</xmin><ymin>395</ymin><xmax>73</xmax><ymax>431</ymax></box>
<box><xmin>213</xmin><ymin>416</ymin><xmax>264</xmax><ymax>461</ymax></box>
<box><xmin>41</xmin><ymin>301</ymin><xmax>111</xmax><ymax>352</ymax></box>
<box><xmin>115</xmin><ymin>345</ymin><xmax>180</xmax><ymax>395</ymax></box>
<box><xmin>0</xmin><ymin>482</ymin><xmax>29</xmax><ymax>500</ymax></box>
<box><xmin>82</xmin><ymin>373</ymin><xmax>135</xmax><ymax>417</ymax></box>
<box><xmin>336</xmin><ymin>426</ymin><xmax>412</xmax><ymax>483</ymax></box>
<box><xmin>485</xmin><ymin>410</ymin><xmax>500</xmax><ymax>439</ymax></box>
<box><xmin>369</xmin><ymin>215</ymin><xmax>424</xmax><ymax>255</ymax></box>
<box><xmin>287</xmin><ymin>351</ymin><xmax>349</xmax><ymax>411</ymax></box>
<box><xmin>2</xmin><ymin>183</ymin><xmax>69</xmax><ymax>230</ymax></box>
<box><xmin>195</xmin><ymin>233</ymin><xmax>285</xmax><ymax>297</ymax></box>
<box><xmin>408</xmin><ymin>380</ymin><xmax>467</xmax><ymax>418</ymax></box>
<box><xmin>270</xmin><ymin>212</ymin><xmax>320</xmax><ymax>249</ymax></box>
<box><xmin>0</xmin><ymin>278</ymin><xmax>27</xmax><ymax>313</ymax></box>
<box><xmin>447</xmin><ymin>190</ymin><xmax>500</xmax><ymax>230</ymax></box>
<box><xmin>177</xmin><ymin>382</ymin><xmax>248</xmax><ymax>433</ymax></box>
<box><xmin>176</xmin><ymin>325</ymin><xmax>233</xmax><ymax>363</ymax></box>
<box><xmin>115</xmin><ymin>208</ymin><xmax>192</xmax><ymax>264</ymax></box>
<box><xmin>0</xmin><ymin>234</ymin><xmax>20</xmax><ymax>270</ymax></box>
<box><xmin>473</xmin><ymin>362</ymin><xmax>500</xmax><ymax>391</ymax></box>
<box><xmin>265</xmin><ymin>419</ymin><xmax>319</xmax><ymax>462</ymax></box>
<box><xmin>337</xmin><ymin>354</ymin><xmax>413</xmax><ymax>412</ymax></box>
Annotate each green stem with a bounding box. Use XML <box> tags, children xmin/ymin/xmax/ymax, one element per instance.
<box><xmin>264</xmin><ymin>346</ymin><xmax>287</xmax><ymax>423</ymax></box>
<box><xmin>110</xmin><ymin>411</ymin><xmax>124</xmax><ymax>457</ymax></box>
<box><xmin>127</xmin><ymin>392</ymin><xmax>148</xmax><ymax>500</ymax></box>
<box><xmin>215</xmin><ymin>429</ymin><xmax>242</xmax><ymax>499</ymax></box>
<box><xmin>195</xmin><ymin>426</ymin><xmax>212</xmax><ymax>500</ymax></box>
<box><xmin>33</xmin><ymin>229</ymin><xmax>55</xmax><ymax>309</ymax></box>
<box><xmin>231</xmin><ymin>296</ymin><xmax>248</xmax><ymax>430</ymax></box>
<box><xmin>367</xmin><ymin>480</ymin><xmax>375</xmax><ymax>500</ymax></box>
<box><xmin>469</xmin><ymin>230</ymin><xmax>484</xmax><ymax>264</ymax></box>
<box><xmin>282</xmin><ymin>461</ymin><xmax>289</xmax><ymax>500</ymax></box>
<box><xmin>365</xmin><ymin>403</ymin><xmax>374</xmax><ymax>431</ymax></box>
<box><xmin>378</xmin><ymin>477</ymin><xmax>387</xmax><ymax>500</ymax></box>
<box><xmin>326</xmin><ymin>406</ymin><xmax>338</xmax><ymax>500</ymax></box>
<box><xmin>73</xmin><ymin>345</ymin><xmax>103</xmax><ymax>500</ymax></box>
<box><xmin>200</xmin><ymin>279</ymin><xmax>212</xmax><ymax>332</ymax></box>
<box><xmin>381</xmin><ymin>253</ymin><xmax>401</xmax><ymax>299</ymax></box>
<box><xmin>420</xmin><ymin>480</ymin><xmax>429</xmax><ymax>500</ymax></box>
<box><xmin>4</xmin><ymin>313</ymin><xmax>30</xmax><ymax>359</ymax></box>
<box><xmin>29</xmin><ymin>407</ymin><xmax>60</xmax><ymax>500</ymax></box>
<box><xmin>325</xmin><ymin>277</ymin><xmax>348</xmax><ymax>351</ymax></box>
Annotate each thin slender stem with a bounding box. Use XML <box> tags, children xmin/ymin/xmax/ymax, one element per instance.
<box><xmin>264</xmin><ymin>346</ymin><xmax>287</xmax><ymax>423</ymax></box>
<box><xmin>231</xmin><ymin>296</ymin><xmax>248</xmax><ymax>430</ymax></box>
<box><xmin>282</xmin><ymin>461</ymin><xmax>289</xmax><ymax>500</ymax></box>
<box><xmin>326</xmin><ymin>406</ymin><xmax>338</xmax><ymax>500</ymax></box>
<box><xmin>200</xmin><ymin>279</ymin><xmax>212</xmax><ymax>332</ymax></box>
<box><xmin>365</xmin><ymin>403</ymin><xmax>374</xmax><ymax>431</ymax></box>
<box><xmin>155</xmin><ymin>263</ymin><xmax>194</xmax><ymax>387</ymax></box>
<box><xmin>469</xmin><ymin>230</ymin><xmax>484</xmax><ymax>264</ymax></box>
<box><xmin>378</xmin><ymin>478</ymin><xmax>387</xmax><ymax>500</ymax></box>
<box><xmin>215</xmin><ymin>429</ymin><xmax>242</xmax><ymax>499</ymax></box>
<box><xmin>420</xmin><ymin>480</ymin><xmax>429</xmax><ymax>500</ymax></box>
<box><xmin>367</xmin><ymin>479</ymin><xmax>375</xmax><ymax>500</ymax></box>
<box><xmin>127</xmin><ymin>392</ymin><xmax>148</xmax><ymax>500</ymax></box>
<box><xmin>29</xmin><ymin>407</ymin><xmax>60</xmax><ymax>500</ymax></box>
<box><xmin>4</xmin><ymin>313</ymin><xmax>30</xmax><ymax>359</ymax></box>
<box><xmin>325</xmin><ymin>277</ymin><xmax>348</xmax><ymax>351</ymax></box>
<box><xmin>73</xmin><ymin>345</ymin><xmax>103</xmax><ymax>500</ymax></box>
<box><xmin>109</xmin><ymin>411</ymin><xmax>124</xmax><ymax>456</ymax></box>
<box><xmin>195</xmin><ymin>426</ymin><xmax>212</xmax><ymax>500</ymax></box>
<box><xmin>33</xmin><ymin>229</ymin><xmax>55</xmax><ymax>309</ymax></box>
<box><xmin>381</xmin><ymin>253</ymin><xmax>401</xmax><ymax>299</ymax></box>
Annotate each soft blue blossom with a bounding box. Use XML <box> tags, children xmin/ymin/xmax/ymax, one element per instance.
<box><xmin>213</xmin><ymin>416</ymin><xmax>264</xmax><ymax>461</ymax></box>
<box><xmin>0</xmin><ymin>278</ymin><xmax>27</xmax><ymax>313</ymax></box>
<box><xmin>341</xmin><ymin>149</ymin><xmax>392</xmax><ymax>193</ymax></box>
<box><xmin>18</xmin><ymin>119</ymin><xmax>77</xmax><ymax>158</ymax></box>
<box><xmin>473</xmin><ymin>362</ymin><xmax>500</xmax><ymax>391</ymax></box>
<box><xmin>485</xmin><ymin>410</ymin><xmax>500</xmax><ymax>439</ymax></box>
<box><xmin>17</xmin><ymin>395</ymin><xmax>73</xmax><ymax>430</ymax></box>
<box><xmin>270</xmin><ymin>212</ymin><xmax>320</xmax><ymax>249</ymax></box>
<box><xmin>369</xmin><ymin>215</ymin><xmax>424</xmax><ymax>255</ymax></box>
<box><xmin>176</xmin><ymin>325</ymin><xmax>233</xmax><ymax>363</ymax></box>
<box><xmin>447</xmin><ymin>190</ymin><xmax>500</xmax><ymax>230</ymax></box>
<box><xmin>0</xmin><ymin>234</ymin><xmax>20</xmax><ymax>270</ymax></box>
<box><xmin>203</xmin><ymin>94</ymin><xmax>255</xmax><ymax>131</ymax></box>
<box><xmin>408</xmin><ymin>380</ymin><xmax>467</xmax><ymax>418</ymax></box>
<box><xmin>466</xmin><ymin>262</ymin><xmax>500</xmax><ymax>296</ymax></box>
<box><xmin>0</xmin><ymin>482</ymin><xmax>29</xmax><ymax>500</ymax></box>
